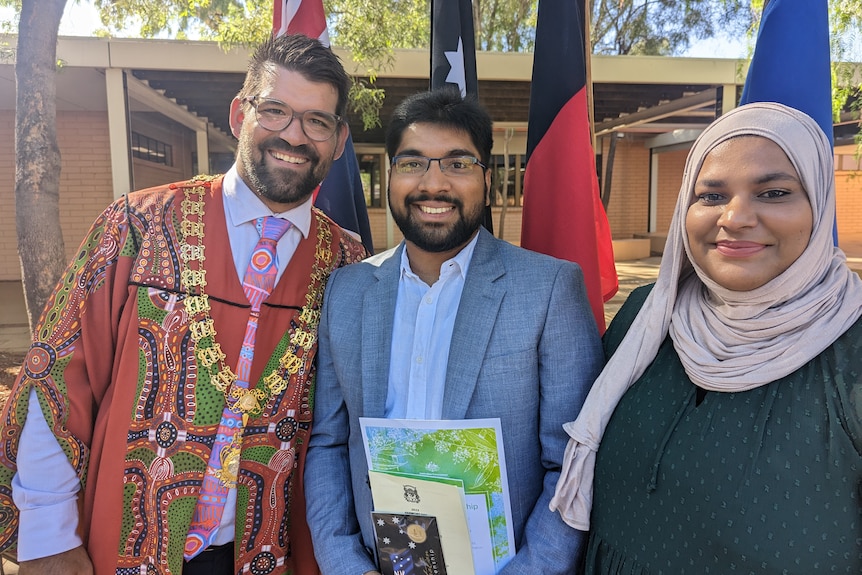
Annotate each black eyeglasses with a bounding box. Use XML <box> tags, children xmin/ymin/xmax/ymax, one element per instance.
<box><xmin>244</xmin><ymin>96</ymin><xmax>342</xmax><ymax>142</ymax></box>
<box><xmin>391</xmin><ymin>155</ymin><xmax>488</xmax><ymax>177</ymax></box>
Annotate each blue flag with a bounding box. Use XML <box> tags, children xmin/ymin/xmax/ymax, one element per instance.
<box><xmin>740</xmin><ymin>0</ymin><xmax>834</xmax><ymax>241</ymax></box>
<box><xmin>430</xmin><ymin>0</ymin><xmax>479</xmax><ymax>98</ymax></box>
<box><xmin>740</xmin><ymin>0</ymin><xmax>832</xmax><ymax>142</ymax></box>
<box><xmin>315</xmin><ymin>134</ymin><xmax>374</xmax><ymax>253</ymax></box>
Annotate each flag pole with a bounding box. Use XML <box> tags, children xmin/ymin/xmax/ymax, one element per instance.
<box><xmin>583</xmin><ymin>0</ymin><xmax>596</xmax><ymax>149</ymax></box>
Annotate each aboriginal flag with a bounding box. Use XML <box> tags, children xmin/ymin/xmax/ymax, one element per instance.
<box><xmin>521</xmin><ymin>0</ymin><xmax>617</xmax><ymax>333</ymax></box>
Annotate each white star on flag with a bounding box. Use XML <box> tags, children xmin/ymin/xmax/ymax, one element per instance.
<box><xmin>445</xmin><ymin>37</ymin><xmax>467</xmax><ymax>97</ymax></box>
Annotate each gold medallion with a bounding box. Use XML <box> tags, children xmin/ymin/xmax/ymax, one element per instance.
<box><xmin>406</xmin><ymin>523</ymin><xmax>427</xmax><ymax>544</ymax></box>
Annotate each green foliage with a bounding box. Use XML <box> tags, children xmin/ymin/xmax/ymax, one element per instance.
<box><xmin>326</xmin><ymin>0</ymin><xmax>428</xmax><ymax>66</ymax></box>
<box><xmin>829</xmin><ymin>1</ymin><xmax>862</xmax><ymax>120</ymax></box>
<box><xmin>348</xmin><ymin>78</ymin><xmax>385</xmax><ymax>130</ymax></box>
<box><xmin>473</xmin><ymin>0</ymin><xmax>537</xmax><ymax>51</ymax></box>
<box><xmin>92</xmin><ymin>0</ymin><xmax>251</xmax><ymax>40</ymax></box>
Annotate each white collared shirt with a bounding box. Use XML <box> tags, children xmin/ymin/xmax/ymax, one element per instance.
<box><xmin>222</xmin><ymin>166</ymin><xmax>311</xmax><ymax>283</ymax></box>
<box><xmin>385</xmin><ymin>234</ymin><xmax>479</xmax><ymax>420</ymax></box>
<box><xmin>12</xmin><ymin>166</ymin><xmax>313</xmax><ymax>559</ymax></box>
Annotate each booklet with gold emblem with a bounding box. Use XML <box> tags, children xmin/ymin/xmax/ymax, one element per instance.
<box><xmin>372</xmin><ymin>512</ymin><xmax>447</xmax><ymax>575</ymax></box>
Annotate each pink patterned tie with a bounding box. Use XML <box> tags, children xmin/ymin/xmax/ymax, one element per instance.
<box><xmin>185</xmin><ymin>216</ymin><xmax>291</xmax><ymax>560</ymax></box>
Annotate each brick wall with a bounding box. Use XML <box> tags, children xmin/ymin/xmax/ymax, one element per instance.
<box><xmin>836</xmin><ymin>171</ymin><xmax>862</xmax><ymax>242</ymax></box>
<box><xmin>654</xmin><ymin>149</ymin><xmax>687</xmax><ymax>234</ymax></box>
<box><xmin>0</xmin><ymin>111</ymin><xmax>114</xmax><ymax>281</ymax></box>
<box><xmin>601</xmin><ymin>138</ymin><xmax>650</xmax><ymax>238</ymax></box>
<box><xmin>0</xmin><ymin>112</ymin><xmax>14</xmax><ymax>280</ymax></box>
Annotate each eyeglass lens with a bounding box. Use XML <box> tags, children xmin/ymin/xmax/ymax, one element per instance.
<box><xmin>392</xmin><ymin>156</ymin><xmax>483</xmax><ymax>176</ymax></box>
<box><xmin>251</xmin><ymin>98</ymin><xmax>338</xmax><ymax>141</ymax></box>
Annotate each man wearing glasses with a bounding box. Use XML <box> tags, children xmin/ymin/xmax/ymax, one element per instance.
<box><xmin>0</xmin><ymin>34</ymin><xmax>366</xmax><ymax>575</ymax></box>
<box><xmin>305</xmin><ymin>88</ymin><xmax>603</xmax><ymax>574</ymax></box>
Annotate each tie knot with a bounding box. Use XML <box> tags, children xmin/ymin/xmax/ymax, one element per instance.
<box><xmin>259</xmin><ymin>216</ymin><xmax>291</xmax><ymax>242</ymax></box>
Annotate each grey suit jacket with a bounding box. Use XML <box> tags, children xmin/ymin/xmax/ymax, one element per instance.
<box><xmin>305</xmin><ymin>228</ymin><xmax>603</xmax><ymax>574</ymax></box>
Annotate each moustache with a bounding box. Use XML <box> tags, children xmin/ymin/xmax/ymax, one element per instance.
<box><xmin>404</xmin><ymin>193</ymin><xmax>464</xmax><ymax>208</ymax></box>
<box><xmin>264</xmin><ymin>138</ymin><xmax>319</xmax><ymax>163</ymax></box>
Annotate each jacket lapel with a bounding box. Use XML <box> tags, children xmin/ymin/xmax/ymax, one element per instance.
<box><xmin>442</xmin><ymin>230</ymin><xmax>506</xmax><ymax>419</ymax></box>
<box><xmin>360</xmin><ymin>245</ymin><xmax>403</xmax><ymax>418</ymax></box>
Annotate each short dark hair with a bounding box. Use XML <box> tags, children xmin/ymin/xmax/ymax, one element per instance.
<box><xmin>386</xmin><ymin>87</ymin><xmax>493</xmax><ymax>165</ymax></box>
<box><xmin>238</xmin><ymin>34</ymin><xmax>351</xmax><ymax>118</ymax></box>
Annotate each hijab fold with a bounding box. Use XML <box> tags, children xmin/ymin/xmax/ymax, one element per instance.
<box><xmin>550</xmin><ymin>103</ymin><xmax>862</xmax><ymax>531</ymax></box>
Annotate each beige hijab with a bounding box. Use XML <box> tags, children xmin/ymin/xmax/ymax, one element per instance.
<box><xmin>550</xmin><ymin>102</ymin><xmax>862</xmax><ymax>530</ymax></box>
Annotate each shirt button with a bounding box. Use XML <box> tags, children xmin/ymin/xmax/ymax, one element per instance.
<box><xmin>424</xmin><ymin>296</ymin><xmax>433</xmax><ymax>304</ymax></box>
<box><xmin>416</xmin><ymin>356</ymin><xmax>424</xmax><ymax>364</ymax></box>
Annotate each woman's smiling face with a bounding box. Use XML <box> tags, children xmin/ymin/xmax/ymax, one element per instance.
<box><xmin>685</xmin><ymin>135</ymin><xmax>813</xmax><ymax>291</ymax></box>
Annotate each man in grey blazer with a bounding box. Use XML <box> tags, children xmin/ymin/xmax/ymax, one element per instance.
<box><xmin>305</xmin><ymin>88</ymin><xmax>603</xmax><ymax>574</ymax></box>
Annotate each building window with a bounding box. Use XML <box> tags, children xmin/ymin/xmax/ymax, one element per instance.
<box><xmin>490</xmin><ymin>154</ymin><xmax>525</xmax><ymax>207</ymax></box>
<box><xmin>131</xmin><ymin>132</ymin><xmax>173</xmax><ymax>166</ymax></box>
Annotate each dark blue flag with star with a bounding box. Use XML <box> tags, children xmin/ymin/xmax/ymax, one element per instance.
<box><xmin>430</xmin><ymin>0</ymin><xmax>478</xmax><ymax>98</ymax></box>
<box><xmin>430</xmin><ymin>0</ymin><xmax>491</xmax><ymax>232</ymax></box>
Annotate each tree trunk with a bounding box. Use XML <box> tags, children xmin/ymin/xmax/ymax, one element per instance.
<box><xmin>601</xmin><ymin>133</ymin><xmax>618</xmax><ymax>211</ymax></box>
<box><xmin>497</xmin><ymin>128</ymin><xmax>513</xmax><ymax>239</ymax></box>
<box><xmin>15</xmin><ymin>0</ymin><xmax>68</xmax><ymax>332</ymax></box>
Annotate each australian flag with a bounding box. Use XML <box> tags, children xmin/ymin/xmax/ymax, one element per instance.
<box><xmin>430</xmin><ymin>0</ymin><xmax>491</xmax><ymax>232</ymax></box>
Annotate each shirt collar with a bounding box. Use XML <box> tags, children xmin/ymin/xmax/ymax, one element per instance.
<box><xmin>222</xmin><ymin>165</ymin><xmax>313</xmax><ymax>239</ymax></box>
<box><xmin>399</xmin><ymin>232</ymin><xmax>480</xmax><ymax>283</ymax></box>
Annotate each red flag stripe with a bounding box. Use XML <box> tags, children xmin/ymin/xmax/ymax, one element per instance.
<box><xmin>522</xmin><ymin>0</ymin><xmax>618</xmax><ymax>333</ymax></box>
<box><xmin>273</xmin><ymin>0</ymin><xmax>329</xmax><ymax>45</ymax></box>
<box><xmin>522</xmin><ymin>89</ymin><xmax>616</xmax><ymax>330</ymax></box>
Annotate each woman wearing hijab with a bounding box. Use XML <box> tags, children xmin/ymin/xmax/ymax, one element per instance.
<box><xmin>550</xmin><ymin>102</ymin><xmax>862</xmax><ymax>573</ymax></box>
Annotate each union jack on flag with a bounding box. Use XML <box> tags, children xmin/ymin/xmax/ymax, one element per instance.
<box><xmin>273</xmin><ymin>0</ymin><xmax>329</xmax><ymax>45</ymax></box>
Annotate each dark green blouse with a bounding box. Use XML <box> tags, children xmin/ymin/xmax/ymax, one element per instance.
<box><xmin>586</xmin><ymin>285</ymin><xmax>862</xmax><ymax>574</ymax></box>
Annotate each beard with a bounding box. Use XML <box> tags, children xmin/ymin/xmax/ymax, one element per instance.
<box><xmin>389</xmin><ymin>191</ymin><xmax>485</xmax><ymax>253</ymax></box>
<box><xmin>237</xmin><ymin>132</ymin><xmax>330</xmax><ymax>206</ymax></box>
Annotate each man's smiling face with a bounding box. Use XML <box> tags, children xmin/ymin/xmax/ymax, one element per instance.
<box><xmin>387</xmin><ymin>122</ymin><xmax>490</xmax><ymax>256</ymax></box>
<box><xmin>230</xmin><ymin>66</ymin><xmax>346</xmax><ymax>212</ymax></box>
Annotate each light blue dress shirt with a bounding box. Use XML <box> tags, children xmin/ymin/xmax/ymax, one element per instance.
<box><xmin>385</xmin><ymin>233</ymin><xmax>479</xmax><ymax>420</ymax></box>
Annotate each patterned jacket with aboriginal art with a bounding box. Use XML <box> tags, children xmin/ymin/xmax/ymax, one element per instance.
<box><xmin>0</xmin><ymin>175</ymin><xmax>367</xmax><ymax>575</ymax></box>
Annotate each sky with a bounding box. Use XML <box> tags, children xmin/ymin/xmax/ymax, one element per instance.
<box><xmin>6</xmin><ymin>1</ymin><xmax>750</xmax><ymax>59</ymax></box>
